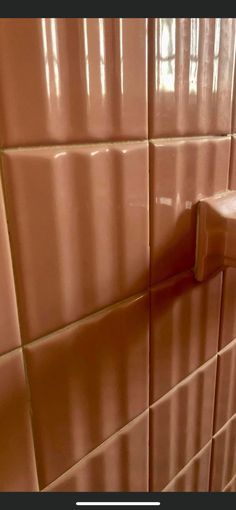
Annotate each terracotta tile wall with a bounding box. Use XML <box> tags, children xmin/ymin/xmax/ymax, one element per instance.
<box><xmin>0</xmin><ymin>18</ymin><xmax>236</xmax><ymax>492</ymax></box>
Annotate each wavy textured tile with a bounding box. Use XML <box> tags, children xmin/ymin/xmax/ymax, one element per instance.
<box><xmin>149</xmin><ymin>18</ymin><xmax>235</xmax><ymax>137</ymax></box>
<box><xmin>224</xmin><ymin>474</ymin><xmax>236</xmax><ymax>492</ymax></box>
<box><xmin>150</xmin><ymin>357</ymin><xmax>217</xmax><ymax>491</ymax></box>
<box><xmin>0</xmin><ymin>350</ymin><xmax>38</xmax><ymax>491</ymax></box>
<box><xmin>163</xmin><ymin>442</ymin><xmax>211</xmax><ymax>492</ymax></box>
<box><xmin>229</xmin><ymin>135</ymin><xmax>236</xmax><ymax>189</ymax></box>
<box><xmin>2</xmin><ymin>142</ymin><xmax>148</xmax><ymax>341</ymax></box>
<box><xmin>214</xmin><ymin>339</ymin><xmax>236</xmax><ymax>433</ymax></box>
<box><xmin>210</xmin><ymin>414</ymin><xmax>236</xmax><ymax>491</ymax></box>
<box><xmin>0</xmin><ymin>177</ymin><xmax>21</xmax><ymax>355</ymax></box>
<box><xmin>150</xmin><ymin>137</ymin><xmax>230</xmax><ymax>284</ymax></box>
<box><xmin>43</xmin><ymin>412</ymin><xmax>148</xmax><ymax>492</ymax></box>
<box><xmin>151</xmin><ymin>271</ymin><xmax>222</xmax><ymax>402</ymax></box>
<box><xmin>0</xmin><ymin>18</ymin><xmax>147</xmax><ymax>147</ymax></box>
<box><xmin>220</xmin><ymin>268</ymin><xmax>236</xmax><ymax>348</ymax></box>
<box><xmin>24</xmin><ymin>293</ymin><xmax>149</xmax><ymax>488</ymax></box>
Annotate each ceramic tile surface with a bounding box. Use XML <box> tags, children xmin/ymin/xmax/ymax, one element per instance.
<box><xmin>0</xmin><ymin>177</ymin><xmax>21</xmax><ymax>355</ymax></box>
<box><xmin>214</xmin><ymin>339</ymin><xmax>236</xmax><ymax>433</ymax></box>
<box><xmin>150</xmin><ymin>357</ymin><xmax>217</xmax><ymax>491</ymax></box>
<box><xmin>220</xmin><ymin>268</ymin><xmax>236</xmax><ymax>348</ymax></box>
<box><xmin>0</xmin><ymin>350</ymin><xmax>38</xmax><ymax>491</ymax></box>
<box><xmin>150</xmin><ymin>137</ymin><xmax>230</xmax><ymax>284</ymax></box>
<box><xmin>210</xmin><ymin>414</ymin><xmax>236</xmax><ymax>491</ymax></box>
<box><xmin>151</xmin><ymin>271</ymin><xmax>222</xmax><ymax>402</ymax></box>
<box><xmin>2</xmin><ymin>142</ymin><xmax>148</xmax><ymax>341</ymax></box>
<box><xmin>149</xmin><ymin>18</ymin><xmax>236</xmax><ymax>138</ymax></box>
<box><xmin>0</xmin><ymin>18</ymin><xmax>147</xmax><ymax>147</ymax></box>
<box><xmin>25</xmin><ymin>294</ymin><xmax>149</xmax><ymax>488</ymax></box>
<box><xmin>44</xmin><ymin>413</ymin><xmax>148</xmax><ymax>492</ymax></box>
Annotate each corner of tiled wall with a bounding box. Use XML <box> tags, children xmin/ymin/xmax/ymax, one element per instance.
<box><xmin>0</xmin><ymin>18</ymin><xmax>236</xmax><ymax>492</ymax></box>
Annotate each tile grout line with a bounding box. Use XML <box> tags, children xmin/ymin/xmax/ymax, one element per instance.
<box><xmin>0</xmin><ymin>153</ymin><xmax>41</xmax><ymax>491</ymax></box>
<box><xmin>42</xmin><ymin>408</ymin><xmax>149</xmax><ymax>491</ymax></box>
<box><xmin>147</xmin><ymin>16</ymin><xmax>151</xmax><ymax>494</ymax></box>
<box><xmin>222</xmin><ymin>471</ymin><xmax>236</xmax><ymax>491</ymax></box>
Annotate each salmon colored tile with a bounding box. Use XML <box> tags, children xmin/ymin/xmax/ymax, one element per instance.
<box><xmin>2</xmin><ymin>142</ymin><xmax>148</xmax><ymax>341</ymax></box>
<box><xmin>0</xmin><ymin>177</ymin><xmax>21</xmax><ymax>355</ymax></box>
<box><xmin>0</xmin><ymin>18</ymin><xmax>147</xmax><ymax>147</ymax></box>
<box><xmin>229</xmin><ymin>135</ymin><xmax>236</xmax><ymax>189</ymax></box>
<box><xmin>163</xmin><ymin>442</ymin><xmax>211</xmax><ymax>492</ymax></box>
<box><xmin>224</xmin><ymin>474</ymin><xmax>236</xmax><ymax>492</ymax></box>
<box><xmin>150</xmin><ymin>357</ymin><xmax>217</xmax><ymax>491</ymax></box>
<box><xmin>220</xmin><ymin>269</ymin><xmax>236</xmax><ymax>348</ymax></box>
<box><xmin>44</xmin><ymin>412</ymin><xmax>148</xmax><ymax>492</ymax></box>
<box><xmin>214</xmin><ymin>339</ymin><xmax>236</xmax><ymax>433</ymax></box>
<box><xmin>150</xmin><ymin>137</ymin><xmax>230</xmax><ymax>284</ymax></box>
<box><xmin>210</xmin><ymin>414</ymin><xmax>236</xmax><ymax>491</ymax></box>
<box><xmin>0</xmin><ymin>350</ymin><xmax>38</xmax><ymax>491</ymax></box>
<box><xmin>24</xmin><ymin>294</ymin><xmax>149</xmax><ymax>488</ymax></box>
<box><xmin>149</xmin><ymin>18</ymin><xmax>235</xmax><ymax>137</ymax></box>
<box><xmin>151</xmin><ymin>271</ymin><xmax>222</xmax><ymax>402</ymax></box>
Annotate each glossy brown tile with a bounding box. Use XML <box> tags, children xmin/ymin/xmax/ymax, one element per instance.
<box><xmin>163</xmin><ymin>442</ymin><xmax>211</xmax><ymax>492</ymax></box>
<box><xmin>0</xmin><ymin>18</ymin><xmax>147</xmax><ymax>147</ymax></box>
<box><xmin>0</xmin><ymin>177</ymin><xmax>21</xmax><ymax>355</ymax></box>
<box><xmin>210</xmin><ymin>414</ymin><xmax>236</xmax><ymax>491</ymax></box>
<box><xmin>224</xmin><ymin>474</ymin><xmax>236</xmax><ymax>492</ymax></box>
<box><xmin>44</xmin><ymin>412</ymin><xmax>148</xmax><ymax>492</ymax></box>
<box><xmin>149</xmin><ymin>18</ymin><xmax>235</xmax><ymax>137</ymax></box>
<box><xmin>0</xmin><ymin>350</ymin><xmax>38</xmax><ymax>491</ymax></box>
<box><xmin>25</xmin><ymin>293</ymin><xmax>149</xmax><ymax>488</ymax></box>
<box><xmin>214</xmin><ymin>339</ymin><xmax>236</xmax><ymax>433</ymax></box>
<box><xmin>229</xmin><ymin>135</ymin><xmax>236</xmax><ymax>189</ymax></box>
<box><xmin>151</xmin><ymin>271</ymin><xmax>222</xmax><ymax>402</ymax></box>
<box><xmin>2</xmin><ymin>142</ymin><xmax>148</xmax><ymax>341</ymax></box>
<box><xmin>150</xmin><ymin>137</ymin><xmax>230</xmax><ymax>284</ymax></box>
<box><xmin>220</xmin><ymin>268</ymin><xmax>236</xmax><ymax>348</ymax></box>
<box><xmin>150</xmin><ymin>357</ymin><xmax>216</xmax><ymax>491</ymax></box>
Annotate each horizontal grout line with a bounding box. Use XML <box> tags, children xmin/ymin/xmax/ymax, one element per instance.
<box><xmin>1</xmin><ymin>139</ymin><xmax>148</xmax><ymax>153</ymax></box>
<box><xmin>212</xmin><ymin>412</ymin><xmax>236</xmax><ymax>439</ymax></box>
<box><xmin>161</xmin><ymin>439</ymin><xmax>212</xmax><ymax>491</ymax></box>
<box><xmin>0</xmin><ymin>133</ymin><xmax>234</xmax><ymax>153</ymax></box>
<box><xmin>42</xmin><ymin>408</ymin><xmax>149</xmax><ymax>491</ymax></box>
<box><xmin>150</xmin><ymin>354</ymin><xmax>218</xmax><ymax>409</ymax></box>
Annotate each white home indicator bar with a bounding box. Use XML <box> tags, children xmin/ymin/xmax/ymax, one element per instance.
<box><xmin>76</xmin><ymin>503</ymin><xmax>161</xmax><ymax>506</ymax></box>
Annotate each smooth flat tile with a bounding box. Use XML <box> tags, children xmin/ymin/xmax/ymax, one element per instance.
<box><xmin>220</xmin><ymin>269</ymin><xmax>236</xmax><ymax>348</ymax></box>
<box><xmin>25</xmin><ymin>294</ymin><xmax>149</xmax><ymax>488</ymax></box>
<box><xmin>44</xmin><ymin>412</ymin><xmax>148</xmax><ymax>492</ymax></box>
<box><xmin>229</xmin><ymin>135</ymin><xmax>236</xmax><ymax>189</ymax></box>
<box><xmin>150</xmin><ymin>357</ymin><xmax>217</xmax><ymax>491</ymax></box>
<box><xmin>0</xmin><ymin>178</ymin><xmax>21</xmax><ymax>355</ymax></box>
<box><xmin>0</xmin><ymin>350</ymin><xmax>38</xmax><ymax>491</ymax></box>
<box><xmin>149</xmin><ymin>18</ymin><xmax>235</xmax><ymax>137</ymax></box>
<box><xmin>151</xmin><ymin>271</ymin><xmax>222</xmax><ymax>402</ymax></box>
<box><xmin>0</xmin><ymin>18</ymin><xmax>147</xmax><ymax>147</ymax></box>
<box><xmin>214</xmin><ymin>339</ymin><xmax>236</xmax><ymax>433</ymax></box>
<box><xmin>163</xmin><ymin>442</ymin><xmax>211</xmax><ymax>492</ymax></box>
<box><xmin>150</xmin><ymin>137</ymin><xmax>230</xmax><ymax>284</ymax></box>
<box><xmin>210</xmin><ymin>414</ymin><xmax>236</xmax><ymax>491</ymax></box>
<box><xmin>224</xmin><ymin>474</ymin><xmax>236</xmax><ymax>492</ymax></box>
<box><xmin>2</xmin><ymin>142</ymin><xmax>148</xmax><ymax>341</ymax></box>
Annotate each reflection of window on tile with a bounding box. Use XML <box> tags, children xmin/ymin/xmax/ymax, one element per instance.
<box><xmin>155</xmin><ymin>18</ymin><xmax>176</xmax><ymax>93</ymax></box>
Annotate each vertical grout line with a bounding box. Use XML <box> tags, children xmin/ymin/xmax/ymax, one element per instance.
<box><xmin>0</xmin><ymin>154</ymin><xmax>41</xmax><ymax>491</ymax></box>
<box><xmin>147</xmin><ymin>16</ymin><xmax>151</xmax><ymax>493</ymax></box>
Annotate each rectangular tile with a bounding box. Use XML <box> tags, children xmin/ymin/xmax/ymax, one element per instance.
<box><xmin>163</xmin><ymin>442</ymin><xmax>211</xmax><ymax>492</ymax></box>
<box><xmin>214</xmin><ymin>339</ymin><xmax>236</xmax><ymax>433</ymax></box>
<box><xmin>0</xmin><ymin>18</ymin><xmax>147</xmax><ymax>147</ymax></box>
<box><xmin>151</xmin><ymin>271</ymin><xmax>222</xmax><ymax>402</ymax></box>
<box><xmin>25</xmin><ymin>293</ymin><xmax>149</xmax><ymax>488</ymax></box>
<box><xmin>229</xmin><ymin>135</ymin><xmax>236</xmax><ymax>189</ymax></box>
<box><xmin>220</xmin><ymin>268</ymin><xmax>236</xmax><ymax>348</ymax></box>
<box><xmin>150</xmin><ymin>137</ymin><xmax>230</xmax><ymax>284</ymax></box>
<box><xmin>210</xmin><ymin>414</ymin><xmax>236</xmax><ymax>491</ymax></box>
<box><xmin>0</xmin><ymin>350</ymin><xmax>38</xmax><ymax>491</ymax></box>
<box><xmin>150</xmin><ymin>357</ymin><xmax>217</xmax><ymax>491</ymax></box>
<box><xmin>2</xmin><ymin>142</ymin><xmax>148</xmax><ymax>341</ymax></box>
<box><xmin>44</xmin><ymin>412</ymin><xmax>148</xmax><ymax>492</ymax></box>
<box><xmin>0</xmin><ymin>177</ymin><xmax>21</xmax><ymax>355</ymax></box>
<box><xmin>149</xmin><ymin>18</ymin><xmax>235</xmax><ymax>137</ymax></box>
